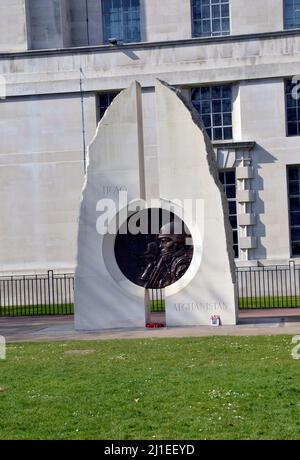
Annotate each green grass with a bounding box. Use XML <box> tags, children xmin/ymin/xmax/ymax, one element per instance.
<box><xmin>149</xmin><ymin>300</ymin><xmax>165</xmax><ymax>312</ymax></box>
<box><xmin>1</xmin><ymin>302</ymin><xmax>161</xmax><ymax>316</ymax></box>
<box><xmin>1</xmin><ymin>296</ymin><xmax>300</xmax><ymax>317</ymax></box>
<box><xmin>239</xmin><ymin>296</ymin><xmax>300</xmax><ymax>309</ymax></box>
<box><xmin>1</xmin><ymin>336</ymin><xmax>300</xmax><ymax>440</ymax></box>
<box><xmin>0</xmin><ymin>304</ymin><xmax>74</xmax><ymax>317</ymax></box>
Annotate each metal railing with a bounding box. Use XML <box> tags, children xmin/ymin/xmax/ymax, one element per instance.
<box><xmin>1</xmin><ymin>264</ymin><xmax>300</xmax><ymax>317</ymax></box>
<box><xmin>236</xmin><ymin>262</ymin><xmax>300</xmax><ymax>309</ymax></box>
<box><xmin>148</xmin><ymin>288</ymin><xmax>165</xmax><ymax>313</ymax></box>
<box><xmin>0</xmin><ymin>271</ymin><xmax>74</xmax><ymax>317</ymax></box>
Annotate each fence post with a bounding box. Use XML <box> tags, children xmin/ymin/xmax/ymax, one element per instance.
<box><xmin>289</xmin><ymin>260</ymin><xmax>296</xmax><ymax>307</ymax></box>
<box><xmin>47</xmin><ymin>270</ymin><xmax>54</xmax><ymax>314</ymax></box>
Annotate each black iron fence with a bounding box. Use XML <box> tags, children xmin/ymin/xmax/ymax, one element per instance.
<box><xmin>148</xmin><ymin>288</ymin><xmax>165</xmax><ymax>313</ymax></box>
<box><xmin>1</xmin><ymin>264</ymin><xmax>300</xmax><ymax>317</ymax></box>
<box><xmin>0</xmin><ymin>271</ymin><xmax>74</xmax><ymax>317</ymax></box>
<box><xmin>236</xmin><ymin>263</ymin><xmax>300</xmax><ymax>309</ymax></box>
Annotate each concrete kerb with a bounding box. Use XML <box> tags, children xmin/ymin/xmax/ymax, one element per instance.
<box><xmin>1</xmin><ymin>310</ymin><xmax>300</xmax><ymax>343</ymax></box>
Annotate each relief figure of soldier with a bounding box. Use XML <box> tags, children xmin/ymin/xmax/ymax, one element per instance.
<box><xmin>140</xmin><ymin>221</ymin><xmax>193</xmax><ymax>289</ymax></box>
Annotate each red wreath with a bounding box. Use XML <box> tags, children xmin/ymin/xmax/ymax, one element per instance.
<box><xmin>146</xmin><ymin>323</ymin><xmax>165</xmax><ymax>328</ymax></box>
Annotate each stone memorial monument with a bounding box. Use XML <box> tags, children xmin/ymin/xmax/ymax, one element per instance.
<box><xmin>75</xmin><ymin>80</ymin><xmax>238</xmax><ymax>330</ymax></box>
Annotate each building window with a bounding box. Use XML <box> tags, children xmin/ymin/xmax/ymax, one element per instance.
<box><xmin>191</xmin><ymin>0</ymin><xmax>230</xmax><ymax>37</ymax></box>
<box><xmin>286</xmin><ymin>79</ymin><xmax>300</xmax><ymax>136</ymax></box>
<box><xmin>191</xmin><ymin>85</ymin><xmax>233</xmax><ymax>140</ymax></box>
<box><xmin>288</xmin><ymin>166</ymin><xmax>300</xmax><ymax>256</ymax></box>
<box><xmin>102</xmin><ymin>0</ymin><xmax>141</xmax><ymax>43</ymax></box>
<box><xmin>97</xmin><ymin>92</ymin><xmax>119</xmax><ymax>120</ymax></box>
<box><xmin>219</xmin><ymin>170</ymin><xmax>239</xmax><ymax>258</ymax></box>
<box><xmin>284</xmin><ymin>0</ymin><xmax>300</xmax><ymax>29</ymax></box>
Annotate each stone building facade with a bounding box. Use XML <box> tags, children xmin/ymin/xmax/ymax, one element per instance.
<box><xmin>1</xmin><ymin>0</ymin><xmax>300</xmax><ymax>274</ymax></box>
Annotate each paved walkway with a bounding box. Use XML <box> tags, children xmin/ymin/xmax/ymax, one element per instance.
<box><xmin>0</xmin><ymin>309</ymin><xmax>300</xmax><ymax>343</ymax></box>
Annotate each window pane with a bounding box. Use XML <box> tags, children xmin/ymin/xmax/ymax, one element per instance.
<box><xmin>287</xmin><ymin>108</ymin><xmax>297</xmax><ymax>121</ymax></box>
<box><xmin>289</xmin><ymin>180</ymin><xmax>300</xmax><ymax>195</ymax></box>
<box><xmin>212</xmin><ymin>86</ymin><xmax>221</xmax><ymax>98</ymax></box>
<box><xmin>225</xmin><ymin>170</ymin><xmax>236</xmax><ymax>184</ymax></box>
<box><xmin>223</xmin><ymin>127</ymin><xmax>233</xmax><ymax>139</ymax></box>
<box><xmin>219</xmin><ymin>169</ymin><xmax>238</xmax><ymax>257</ymax></box>
<box><xmin>205</xmin><ymin>128</ymin><xmax>212</xmax><ymax>139</ymax></box>
<box><xmin>221</xmin><ymin>4</ymin><xmax>229</xmax><ymax>16</ymax></box>
<box><xmin>291</xmin><ymin>227</ymin><xmax>300</xmax><ymax>240</ymax></box>
<box><xmin>191</xmin><ymin>84</ymin><xmax>233</xmax><ymax>141</ymax></box>
<box><xmin>286</xmin><ymin>79</ymin><xmax>300</xmax><ymax>137</ymax></box>
<box><xmin>222</xmin><ymin>86</ymin><xmax>232</xmax><ymax>98</ymax></box>
<box><xmin>226</xmin><ymin>184</ymin><xmax>236</xmax><ymax>199</ymax></box>
<box><xmin>202</xmin><ymin>20</ymin><xmax>211</xmax><ymax>33</ymax></box>
<box><xmin>201</xmin><ymin>101</ymin><xmax>211</xmax><ymax>114</ymax></box>
<box><xmin>291</xmin><ymin>212</ymin><xmax>300</xmax><ymax>225</ymax></box>
<box><xmin>103</xmin><ymin>0</ymin><xmax>111</xmax><ymax>13</ymax></box>
<box><xmin>288</xmin><ymin>122</ymin><xmax>298</xmax><ymax>136</ymax></box>
<box><xmin>233</xmin><ymin>231</ymin><xmax>238</xmax><ymax>245</ymax></box>
<box><xmin>201</xmin><ymin>86</ymin><xmax>211</xmax><ymax>99</ymax></box>
<box><xmin>229</xmin><ymin>201</ymin><xmax>237</xmax><ymax>214</ymax></box>
<box><xmin>103</xmin><ymin>0</ymin><xmax>141</xmax><ymax>43</ymax></box>
<box><xmin>212</xmin><ymin>5</ymin><xmax>220</xmax><ymax>18</ymax></box>
<box><xmin>292</xmin><ymin>242</ymin><xmax>300</xmax><ymax>255</ymax></box>
<box><xmin>202</xmin><ymin>115</ymin><xmax>212</xmax><ymax>127</ymax></box>
<box><xmin>221</xmin><ymin>18</ymin><xmax>230</xmax><ymax>33</ymax></box>
<box><xmin>290</xmin><ymin>197</ymin><xmax>300</xmax><ymax>211</ymax></box>
<box><xmin>213</xmin><ymin>114</ymin><xmax>222</xmax><ymax>126</ymax></box>
<box><xmin>233</xmin><ymin>244</ymin><xmax>239</xmax><ymax>258</ymax></box>
<box><xmin>192</xmin><ymin>0</ymin><xmax>230</xmax><ymax>37</ymax></box>
<box><xmin>222</xmin><ymin>99</ymin><xmax>232</xmax><ymax>112</ymax></box>
<box><xmin>213</xmin><ymin>127</ymin><xmax>223</xmax><ymax>140</ymax></box>
<box><xmin>289</xmin><ymin>167</ymin><xmax>299</xmax><ymax>180</ymax></box>
<box><xmin>212</xmin><ymin>19</ymin><xmax>221</xmax><ymax>32</ymax></box>
<box><xmin>202</xmin><ymin>5</ymin><xmax>210</xmax><ymax>18</ymax></box>
<box><xmin>285</xmin><ymin>0</ymin><xmax>300</xmax><ymax>28</ymax></box>
<box><xmin>230</xmin><ymin>215</ymin><xmax>237</xmax><ymax>228</ymax></box>
<box><xmin>223</xmin><ymin>113</ymin><xmax>232</xmax><ymax>125</ymax></box>
<box><xmin>212</xmin><ymin>99</ymin><xmax>222</xmax><ymax>112</ymax></box>
<box><xmin>288</xmin><ymin>166</ymin><xmax>300</xmax><ymax>256</ymax></box>
<box><xmin>98</xmin><ymin>91</ymin><xmax>119</xmax><ymax>120</ymax></box>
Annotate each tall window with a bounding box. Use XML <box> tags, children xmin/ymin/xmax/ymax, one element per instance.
<box><xmin>97</xmin><ymin>92</ymin><xmax>119</xmax><ymax>120</ymax></box>
<box><xmin>191</xmin><ymin>85</ymin><xmax>233</xmax><ymax>140</ymax></box>
<box><xmin>286</xmin><ymin>79</ymin><xmax>300</xmax><ymax>136</ymax></box>
<box><xmin>191</xmin><ymin>0</ymin><xmax>230</xmax><ymax>37</ymax></box>
<box><xmin>284</xmin><ymin>0</ymin><xmax>300</xmax><ymax>29</ymax></box>
<box><xmin>288</xmin><ymin>166</ymin><xmax>300</xmax><ymax>256</ymax></box>
<box><xmin>102</xmin><ymin>0</ymin><xmax>141</xmax><ymax>43</ymax></box>
<box><xmin>219</xmin><ymin>170</ymin><xmax>239</xmax><ymax>258</ymax></box>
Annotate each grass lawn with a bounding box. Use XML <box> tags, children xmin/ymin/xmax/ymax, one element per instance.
<box><xmin>150</xmin><ymin>300</ymin><xmax>165</xmax><ymax>312</ymax></box>
<box><xmin>239</xmin><ymin>296</ymin><xmax>300</xmax><ymax>309</ymax></box>
<box><xmin>0</xmin><ymin>304</ymin><xmax>74</xmax><ymax>317</ymax></box>
<box><xmin>2</xmin><ymin>296</ymin><xmax>300</xmax><ymax>317</ymax></box>
<box><xmin>1</xmin><ymin>336</ymin><xmax>300</xmax><ymax>440</ymax></box>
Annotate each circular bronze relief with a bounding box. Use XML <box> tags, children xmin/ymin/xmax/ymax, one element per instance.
<box><xmin>114</xmin><ymin>208</ymin><xmax>193</xmax><ymax>289</ymax></box>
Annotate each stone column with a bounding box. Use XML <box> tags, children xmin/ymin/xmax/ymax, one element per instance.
<box><xmin>0</xmin><ymin>0</ymin><xmax>29</xmax><ymax>51</ymax></box>
<box><xmin>28</xmin><ymin>0</ymin><xmax>71</xmax><ymax>50</ymax></box>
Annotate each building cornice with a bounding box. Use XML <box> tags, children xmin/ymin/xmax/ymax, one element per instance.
<box><xmin>212</xmin><ymin>141</ymin><xmax>256</xmax><ymax>151</ymax></box>
<box><xmin>1</xmin><ymin>29</ymin><xmax>300</xmax><ymax>59</ymax></box>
